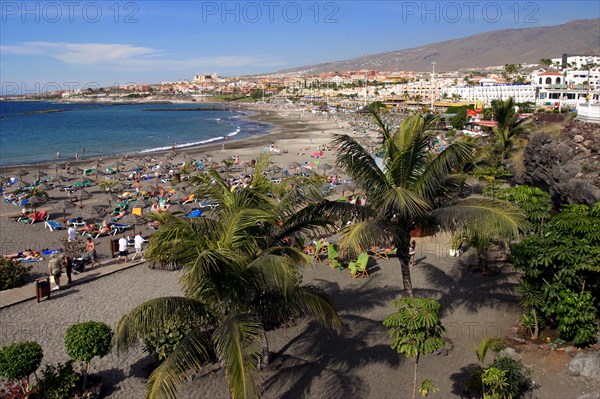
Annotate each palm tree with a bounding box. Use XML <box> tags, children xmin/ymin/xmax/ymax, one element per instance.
<box><xmin>490</xmin><ymin>97</ymin><xmax>533</xmax><ymax>161</ymax></box>
<box><xmin>113</xmin><ymin>156</ymin><xmax>341</xmax><ymax>399</ymax></box>
<box><xmin>316</xmin><ymin>105</ymin><xmax>525</xmax><ymax>296</ymax></box>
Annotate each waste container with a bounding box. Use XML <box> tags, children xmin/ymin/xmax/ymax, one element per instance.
<box><xmin>110</xmin><ymin>239</ymin><xmax>119</xmax><ymax>258</ymax></box>
<box><xmin>36</xmin><ymin>278</ymin><xmax>51</xmax><ymax>303</ymax></box>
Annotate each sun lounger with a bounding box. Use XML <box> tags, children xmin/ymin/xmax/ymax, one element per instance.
<box><xmin>111</xmin><ymin>223</ymin><xmax>131</xmax><ymax>233</ymax></box>
<box><xmin>370</xmin><ymin>247</ymin><xmax>397</xmax><ymax>260</ymax></box>
<box><xmin>348</xmin><ymin>252</ymin><xmax>369</xmax><ymax>278</ymax></box>
<box><xmin>327</xmin><ymin>244</ymin><xmax>342</xmax><ymax>270</ymax></box>
<box><xmin>68</xmin><ymin>217</ymin><xmax>86</xmax><ymax>227</ymax></box>
<box><xmin>45</xmin><ymin>220</ymin><xmax>64</xmax><ymax>231</ymax></box>
<box><xmin>182</xmin><ymin>209</ymin><xmax>203</xmax><ymax>218</ymax></box>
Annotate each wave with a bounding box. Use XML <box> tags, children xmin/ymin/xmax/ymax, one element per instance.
<box><xmin>138</xmin><ymin>126</ymin><xmax>241</xmax><ymax>154</ymax></box>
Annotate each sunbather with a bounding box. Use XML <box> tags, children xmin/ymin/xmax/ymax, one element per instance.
<box><xmin>4</xmin><ymin>249</ymin><xmax>40</xmax><ymax>261</ymax></box>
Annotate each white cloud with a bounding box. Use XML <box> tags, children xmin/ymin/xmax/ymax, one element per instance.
<box><xmin>0</xmin><ymin>41</ymin><xmax>286</xmax><ymax>70</ymax></box>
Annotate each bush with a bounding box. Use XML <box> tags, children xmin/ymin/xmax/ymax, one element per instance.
<box><xmin>144</xmin><ymin>321</ymin><xmax>193</xmax><ymax>361</ymax></box>
<box><xmin>555</xmin><ymin>290</ymin><xmax>598</xmax><ymax>346</ymax></box>
<box><xmin>0</xmin><ymin>341</ymin><xmax>43</xmax><ymax>391</ymax></box>
<box><xmin>37</xmin><ymin>361</ymin><xmax>79</xmax><ymax>399</ymax></box>
<box><xmin>0</xmin><ymin>259</ymin><xmax>32</xmax><ymax>290</ymax></box>
<box><xmin>64</xmin><ymin>321</ymin><xmax>112</xmax><ymax>389</ymax></box>
<box><xmin>489</xmin><ymin>356</ymin><xmax>535</xmax><ymax>398</ymax></box>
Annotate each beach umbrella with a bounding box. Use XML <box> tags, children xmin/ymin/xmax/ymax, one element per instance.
<box><xmin>56</xmin><ymin>199</ymin><xmax>75</xmax><ymax>221</ymax></box>
<box><xmin>134</xmin><ymin>197</ymin><xmax>151</xmax><ymax>209</ymax></box>
<box><xmin>27</xmin><ymin>195</ymin><xmax>45</xmax><ymax>211</ymax></box>
<box><xmin>82</xmin><ymin>205</ymin><xmax>107</xmax><ymax>221</ymax></box>
<box><xmin>339</xmin><ymin>182</ymin><xmax>356</xmax><ymax>196</ymax></box>
<box><xmin>77</xmin><ymin>188</ymin><xmax>92</xmax><ymax>208</ymax></box>
<box><xmin>169</xmin><ymin>191</ymin><xmax>186</xmax><ymax>203</ymax></box>
<box><xmin>13</xmin><ymin>168</ymin><xmax>29</xmax><ymax>183</ymax></box>
<box><xmin>99</xmin><ymin>193</ymin><xmax>117</xmax><ymax>209</ymax></box>
<box><xmin>118</xmin><ymin>213</ymin><xmax>141</xmax><ymax>235</ymax></box>
<box><xmin>166</xmin><ymin>203</ymin><xmax>186</xmax><ymax>215</ymax></box>
<box><xmin>112</xmin><ymin>183</ymin><xmax>128</xmax><ymax>192</ymax></box>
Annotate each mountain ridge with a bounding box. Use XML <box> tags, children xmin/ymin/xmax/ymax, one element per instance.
<box><xmin>276</xmin><ymin>19</ymin><xmax>600</xmax><ymax>74</ymax></box>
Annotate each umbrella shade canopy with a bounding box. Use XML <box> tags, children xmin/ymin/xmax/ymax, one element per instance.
<box><xmin>339</xmin><ymin>182</ymin><xmax>356</xmax><ymax>193</ymax></box>
<box><xmin>166</xmin><ymin>204</ymin><xmax>187</xmax><ymax>214</ymax></box>
<box><xmin>321</xmin><ymin>163</ymin><xmax>333</xmax><ymax>171</ymax></box>
<box><xmin>77</xmin><ymin>189</ymin><xmax>93</xmax><ymax>200</ymax></box>
<box><xmin>286</xmin><ymin>162</ymin><xmax>301</xmax><ymax>169</ymax></box>
<box><xmin>112</xmin><ymin>183</ymin><xmax>128</xmax><ymax>192</ymax></box>
<box><xmin>56</xmin><ymin>200</ymin><xmax>76</xmax><ymax>211</ymax></box>
<box><xmin>134</xmin><ymin>197</ymin><xmax>151</xmax><ymax>208</ymax></box>
<box><xmin>38</xmin><ymin>183</ymin><xmax>54</xmax><ymax>191</ymax></box>
<box><xmin>118</xmin><ymin>213</ymin><xmax>141</xmax><ymax>225</ymax></box>
<box><xmin>27</xmin><ymin>196</ymin><xmax>46</xmax><ymax>207</ymax></box>
<box><xmin>169</xmin><ymin>191</ymin><xmax>186</xmax><ymax>202</ymax></box>
<box><xmin>13</xmin><ymin>168</ymin><xmax>29</xmax><ymax>177</ymax></box>
<box><xmin>177</xmin><ymin>181</ymin><xmax>190</xmax><ymax>190</ymax></box>
<box><xmin>82</xmin><ymin>205</ymin><xmax>107</xmax><ymax>220</ymax></box>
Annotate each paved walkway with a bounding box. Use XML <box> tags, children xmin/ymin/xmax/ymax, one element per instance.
<box><xmin>0</xmin><ymin>258</ymin><xmax>146</xmax><ymax>309</ymax></box>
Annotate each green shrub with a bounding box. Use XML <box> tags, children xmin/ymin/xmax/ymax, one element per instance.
<box><xmin>0</xmin><ymin>341</ymin><xmax>43</xmax><ymax>391</ymax></box>
<box><xmin>489</xmin><ymin>356</ymin><xmax>535</xmax><ymax>398</ymax></box>
<box><xmin>555</xmin><ymin>290</ymin><xmax>598</xmax><ymax>346</ymax></box>
<box><xmin>37</xmin><ymin>361</ymin><xmax>80</xmax><ymax>399</ymax></box>
<box><xmin>144</xmin><ymin>320</ymin><xmax>193</xmax><ymax>361</ymax></box>
<box><xmin>0</xmin><ymin>259</ymin><xmax>32</xmax><ymax>290</ymax></box>
<box><xmin>64</xmin><ymin>321</ymin><xmax>112</xmax><ymax>389</ymax></box>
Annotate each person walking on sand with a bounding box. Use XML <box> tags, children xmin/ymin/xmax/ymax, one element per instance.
<box><xmin>67</xmin><ymin>225</ymin><xmax>77</xmax><ymax>242</ymax></box>
<box><xmin>408</xmin><ymin>240</ymin><xmax>416</xmax><ymax>267</ymax></box>
<box><xmin>117</xmin><ymin>235</ymin><xmax>129</xmax><ymax>264</ymax></box>
<box><xmin>62</xmin><ymin>254</ymin><xmax>73</xmax><ymax>284</ymax></box>
<box><xmin>131</xmin><ymin>232</ymin><xmax>145</xmax><ymax>261</ymax></box>
<box><xmin>86</xmin><ymin>237</ymin><xmax>99</xmax><ymax>267</ymax></box>
<box><xmin>48</xmin><ymin>254</ymin><xmax>62</xmax><ymax>290</ymax></box>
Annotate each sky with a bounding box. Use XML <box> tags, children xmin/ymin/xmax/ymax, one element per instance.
<box><xmin>1</xmin><ymin>0</ymin><xmax>598</xmax><ymax>94</ymax></box>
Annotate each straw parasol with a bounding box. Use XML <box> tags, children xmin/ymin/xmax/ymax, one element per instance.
<box><xmin>82</xmin><ymin>205</ymin><xmax>107</xmax><ymax>221</ymax></box>
<box><xmin>56</xmin><ymin>199</ymin><xmax>76</xmax><ymax>221</ymax></box>
<box><xmin>77</xmin><ymin>188</ymin><xmax>92</xmax><ymax>208</ymax></box>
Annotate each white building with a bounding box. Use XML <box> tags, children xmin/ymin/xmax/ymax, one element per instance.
<box><xmin>551</xmin><ymin>54</ymin><xmax>600</xmax><ymax>70</ymax></box>
<box><xmin>441</xmin><ymin>84</ymin><xmax>536</xmax><ymax>105</ymax></box>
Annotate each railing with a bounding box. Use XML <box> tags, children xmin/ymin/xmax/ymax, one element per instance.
<box><xmin>576</xmin><ymin>102</ymin><xmax>600</xmax><ymax>123</ymax></box>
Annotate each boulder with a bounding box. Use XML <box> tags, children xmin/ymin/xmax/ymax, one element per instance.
<box><xmin>523</xmin><ymin>119</ymin><xmax>600</xmax><ymax>207</ymax></box>
<box><xmin>498</xmin><ymin>346</ymin><xmax>521</xmax><ymax>360</ymax></box>
<box><xmin>567</xmin><ymin>352</ymin><xmax>600</xmax><ymax>380</ymax></box>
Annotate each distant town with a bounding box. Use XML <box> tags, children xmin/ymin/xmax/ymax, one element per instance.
<box><xmin>3</xmin><ymin>53</ymin><xmax>599</xmax><ymax>114</ymax></box>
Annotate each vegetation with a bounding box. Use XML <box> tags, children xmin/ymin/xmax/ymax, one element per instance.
<box><xmin>37</xmin><ymin>361</ymin><xmax>80</xmax><ymax>399</ymax></box>
<box><xmin>321</xmin><ymin>105</ymin><xmax>525</xmax><ymax>295</ymax></box>
<box><xmin>383</xmin><ymin>297</ymin><xmax>445</xmax><ymax>399</ymax></box>
<box><xmin>0</xmin><ymin>341</ymin><xmax>43</xmax><ymax>393</ymax></box>
<box><xmin>64</xmin><ymin>321</ymin><xmax>113</xmax><ymax>389</ymax></box>
<box><xmin>512</xmin><ymin>203</ymin><xmax>600</xmax><ymax>346</ymax></box>
<box><xmin>490</xmin><ymin>97</ymin><xmax>533</xmax><ymax>162</ymax></box>
<box><xmin>496</xmin><ymin>185</ymin><xmax>552</xmax><ymax>236</ymax></box>
<box><xmin>0</xmin><ymin>258</ymin><xmax>32</xmax><ymax>290</ymax></box>
<box><xmin>113</xmin><ymin>155</ymin><xmax>341</xmax><ymax>399</ymax></box>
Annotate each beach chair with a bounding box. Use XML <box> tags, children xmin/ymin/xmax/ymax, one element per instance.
<box><xmin>348</xmin><ymin>252</ymin><xmax>369</xmax><ymax>278</ymax></box>
<box><xmin>327</xmin><ymin>244</ymin><xmax>342</xmax><ymax>270</ymax></box>
<box><xmin>182</xmin><ymin>209</ymin><xmax>203</xmax><ymax>218</ymax></box>
<box><xmin>45</xmin><ymin>220</ymin><xmax>64</xmax><ymax>231</ymax></box>
<box><xmin>68</xmin><ymin>217</ymin><xmax>86</xmax><ymax>227</ymax></box>
<box><xmin>313</xmin><ymin>240</ymin><xmax>327</xmax><ymax>262</ymax></box>
<box><xmin>111</xmin><ymin>223</ymin><xmax>131</xmax><ymax>233</ymax></box>
<box><xmin>29</xmin><ymin>210</ymin><xmax>49</xmax><ymax>224</ymax></box>
<box><xmin>370</xmin><ymin>247</ymin><xmax>397</xmax><ymax>260</ymax></box>
<box><xmin>181</xmin><ymin>194</ymin><xmax>196</xmax><ymax>204</ymax></box>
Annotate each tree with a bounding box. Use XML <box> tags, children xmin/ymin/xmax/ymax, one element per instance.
<box><xmin>490</xmin><ymin>97</ymin><xmax>533</xmax><ymax>161</ymax></box>
<box><xmin>538</xmin><ymin>58</ymin><xmax>553</xmax><ymax>68</ymax></box>
<box><xmin>496</xmin><ymin>185</ymin><xmax>551</xmax><ymax>236</ymax></box>
<box><xmin>383</xmin><ymin>297</ymin><xmax>445</xmax><ymax>399</ymax></box>
<box><xmin>114</xmin><ymin>156</ymin><xmax>341</xmax><ymax>399</ymax></box>
<box><xmin>316</xmin><ymin>105</ymin><xmax>525</xmax><ymax>295</ymax></box>
<box><xmin>502</xmin><ymin>64</ymin><xmax>523</xmax><ymax>83</ymax></box>
<box><xmin>0</xmin><ymin>341</ymin><xmax>43</xmax><ymax>393</ymax></box>
<box><xmin>64</xmin><ymin>321</ymin><xmax>113</xmax><ymax>390</ymax></box>
<box><xmin>513</xmin><ymin>202</ymin><xmax>600</xmax><ymax>346</ymax></box>
<box><xmin>517</xmin><ymin>280</ymin><xmax>543</xmax><ymax>339</ymax></box>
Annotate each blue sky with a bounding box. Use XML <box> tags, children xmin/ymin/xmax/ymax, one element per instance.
<box><xmin>1</xmin><ymin>1</ymin><xmax>598</xmax><ymax>93</ymax></box>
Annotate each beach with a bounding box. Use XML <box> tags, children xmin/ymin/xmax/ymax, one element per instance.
<box><xmin>0</xmin><ymin>104</ymin><xmax>596</xmax><ymax>398</ymax></box>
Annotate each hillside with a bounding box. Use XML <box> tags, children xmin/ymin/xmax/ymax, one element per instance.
<box><xmin>277</xmin><ymin>19</ymin><xmax>600</xmax><ymax>74</ymax></box>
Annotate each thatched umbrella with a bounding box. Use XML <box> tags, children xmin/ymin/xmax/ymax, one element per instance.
<box><xmin>56</xmin><ymin>199</ymin><xmax>75</xmax><ymax>222</ymax></box>
<box><xmin>118</xmin><ymin>213</ymin><xmax>141</xmax><ymax>235</ymax></box>
<box><xmin>77</xmin><ymin>188</ymin><xmax>92</xmax><ymax>208</ymax></box>
<box><xmin>13</xmin><ymin>168</ymin><xmax>29</xmax><ymax>184</ymax></box>
<box><xmin>27</xmin><ymin>195</ymin><xmax>45</xmax><ymax>211</ymax></box>
<box><xmin>82</xmin><ymin>205</ymin><xmax>107</xmax><ymax>221</ymax></box>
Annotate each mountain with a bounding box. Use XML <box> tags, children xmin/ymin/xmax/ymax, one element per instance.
<box><xmin>277</xmin><ymin>19</ymin><xmax>600</xmax><ymax>74</ymax></box>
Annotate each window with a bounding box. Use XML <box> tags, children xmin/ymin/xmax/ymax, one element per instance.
<box><xmin>545</xmin><ymin>77</ymin><xmax>552</xmax><ymax>84</ymax></box>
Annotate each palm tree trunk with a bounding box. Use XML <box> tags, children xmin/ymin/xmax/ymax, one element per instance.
<box><xmin>412</xmin><ymin>354</ymin><xmax>420</xmax><ymax>399</ymax></box>
<box><xmin>532</xmin><ymin>309</ymin><xmax>539</xmax><ymax>340</ymax></box>
<box><xmin>260</xmin><ymin>331</ymin><xmax>270</xmax><ymax>369</ymax></box>
<box><xmin>397</xmin><ymin>233</ymin><xmax>413</xmax><ymax>297</ymax></box>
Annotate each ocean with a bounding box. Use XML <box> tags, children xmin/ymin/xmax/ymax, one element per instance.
<box><xmin>0</xmin><ymin>101</ymin><xmax>271</xmax><ymax>166</ymax></box>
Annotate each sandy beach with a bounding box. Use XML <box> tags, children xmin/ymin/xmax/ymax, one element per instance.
<box><xmin>0</xmin><ymin>104</ymin><xmax>596</xmax><ymax>398</ymax></box>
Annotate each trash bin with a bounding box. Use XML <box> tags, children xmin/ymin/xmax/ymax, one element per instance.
<box><xmin>110</xmin><ymin>239</ymin><xmax>119</xmax><ymax>258</ymax></box>
<box><xmin>36</xmin><ymin>278</ymin><xmax>51</xmax><ymax>303</ymax></box>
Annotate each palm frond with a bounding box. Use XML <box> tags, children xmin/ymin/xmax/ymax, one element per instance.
<box><xmin>431</xmin><ymin>197</ymin><xmax>527</xmax><ymax>239</ymax></box>
<box><xmin>381</xmin><ymin>185</ymin><xmax>430</xmax><ymax>221</ymax></box>
<box><xmin>288</xmin><ymin>285</ymin><xmax>343</xmax><ymax>332</ymax></box>
<box><xmin>414</xmin><ymin>141</ymin><xmax>476</xmax><ymax>201</ymax></box>
<box><xmin>245</xmin><ymin>254</ymin><xmax>300</xmax><ymax>296</ymax></box>
<box><xmin>145</xmin><ymin>329</ymin><xmax>213</xmax><ymax>399</ymax></box>
<box><xmin>213</xmin><ymin>314</ymin><xmax>263</xmax><ymax>399</ymax></box>
<box><xmin>113</xmin><ymin>297</ymin><xmax>214</xmax><ymax>352</ymax></box>
<box><xmin>338</xmin><ymin>220</ymin><xmax>396</xmax><ymax>257</ymax></box>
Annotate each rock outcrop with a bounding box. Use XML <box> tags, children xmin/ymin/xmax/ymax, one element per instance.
<box><xmin>523</xmin><ymin>119</ymin><xmax>600</xmax><ymax>207</ymax></box>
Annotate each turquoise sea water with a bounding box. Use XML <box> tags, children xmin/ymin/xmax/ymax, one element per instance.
<box><xmin>0</xmin><ymin>102</ymin><xmax>270</xmax><ymax>166</ymax></box>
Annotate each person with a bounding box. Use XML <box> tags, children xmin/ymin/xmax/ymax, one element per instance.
<box><xmin>86</xmin><ymin>237</ymin><xmax>99</xmax><ymax>267</ymax></box>
<box><xmin>408</xmin><ymin>240</ymin><xmax>416</xmax><ymax>267</ymax></box>
<box><xmin>131</xmin><ymin>233</ymin><xmax>145</xmax><ymax>261</ymax></box>
<box><xmin>67</xmin><ymin>225</ymin><xmax>77</xmax><ymax>242</ymax></box>
<box><xmin>62</xmin><ymin>254</ymin><xmax>73</xmax><ymax>284</ymax></box>
<box><xmin>75</xmin><ymin>152</ymin><xmax>79</xmax><ymax>160</ymax></box>
<box><xmin>48</xmin><ymin>254</ymin><xmax>62</xmax><ymax>290</ymax></box>
<box><xmin>56</xmin><ymin>151</ymin><xmax>61</xmax><ymax>159</ymax></box>
<box><xmin>117</xmin><ymin>235</ymin><xmax>129</xmax><ymax>263</ymax></box>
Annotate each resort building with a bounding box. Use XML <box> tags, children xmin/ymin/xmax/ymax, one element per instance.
<box><xmin>440</xmin><ymin>84</ymin><xmax>536</xmax><ymax>105</ymax></box>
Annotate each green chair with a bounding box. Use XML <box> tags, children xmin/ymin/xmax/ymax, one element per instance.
<box><xmin>313</xmin><ymin>240</ymin><xmax>327</xmax><ymax>262</ymax></box>
<box><xmin>327</xmin><ymin>244</ymin><xmax>342</xmax><ymax>270</ymax></box>
<box><xmin>348</xmin><ymin>252</ymin><xmax>369</xmax><ymax>278</ymax></box>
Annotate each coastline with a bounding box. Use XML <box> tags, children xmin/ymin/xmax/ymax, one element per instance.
<box><xmin>0</xmin><ymin>102</ymin><xmax>359</xmax><ymax>177</ymax></box>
